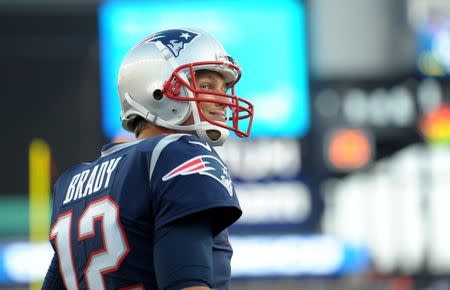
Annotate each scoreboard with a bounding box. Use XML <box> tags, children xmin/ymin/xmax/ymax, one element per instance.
<box><xmin>312</xmin><ymin>76</ymin><xmax>450</xmax><ymax>275</ymax></box>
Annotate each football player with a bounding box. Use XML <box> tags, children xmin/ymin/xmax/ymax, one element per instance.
<box><xmin>42</xmin><ymin>28</ymin><xmax>254</xmax><ymax>290</ymax></box>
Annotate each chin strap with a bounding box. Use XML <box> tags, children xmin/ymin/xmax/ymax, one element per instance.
<box><xmin>196</xmin><ymin>124</ymin><xmax>229</xmax><ymax>147</ymax></box>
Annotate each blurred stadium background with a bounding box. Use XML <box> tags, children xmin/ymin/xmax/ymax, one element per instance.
<box><xmin>2</xmin><ymin>0</ymin><xmax>450</xmax><ymax>289</ymax></box>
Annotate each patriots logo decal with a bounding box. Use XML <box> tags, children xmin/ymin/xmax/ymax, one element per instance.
<box><xmin>162</xmin><ymin>155</ymin><xmax>234</xmax><ymax>196</ymax></box>
<box><xmin>143</xmin><ymin>29</ymin><xmax>199</xmax><ymax>57</ymax></box>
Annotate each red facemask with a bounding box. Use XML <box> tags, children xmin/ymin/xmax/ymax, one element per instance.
<box><xmin>162</xmin><ymin>61</ymin><xmax>254</xmax><ymax>137</ymax></box>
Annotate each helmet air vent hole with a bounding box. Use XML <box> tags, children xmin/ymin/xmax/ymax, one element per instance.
<box><xmin>153</xmin><ymin>89</ymin><xmax>163</xmax><ymax>100</ymax></box>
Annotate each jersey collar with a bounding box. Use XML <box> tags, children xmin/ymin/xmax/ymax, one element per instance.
<box><xmin>101</xmin><ymin>139</ymin><xmax>143</xmax><ymax>157</ymax></box>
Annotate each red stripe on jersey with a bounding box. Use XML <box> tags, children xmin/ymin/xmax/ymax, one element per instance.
<box><xmin>163</xmin><ymin>157</ymin><xmax>205</xmax><ymax>180</ymax></box>
<box><xmin>187</xmin><ymin>163</ymin><xmax>206</xmax><ymax>172</ymax></box>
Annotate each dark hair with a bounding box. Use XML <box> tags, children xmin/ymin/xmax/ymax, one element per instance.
<box><xmin>130</xmin><ymin>116</ymin><xmax>150</xmax><ymax>138</ymax></box>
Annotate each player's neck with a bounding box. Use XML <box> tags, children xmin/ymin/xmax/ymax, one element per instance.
<box><xmin>137</xmin><ymin>124</ymin><xmax>178</xmax><ymax>140</ymax></box>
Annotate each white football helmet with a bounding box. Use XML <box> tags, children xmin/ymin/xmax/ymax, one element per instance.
<box><xmin>118</xmin><ymin>28</ymin><xmax>254</xmax><ymax>146</ymax></box>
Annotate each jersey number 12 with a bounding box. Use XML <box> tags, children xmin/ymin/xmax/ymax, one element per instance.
<box><xmin>50</xmin><ymin>197</ymin><xmax>129</xmax><ymax>290</ymax></box>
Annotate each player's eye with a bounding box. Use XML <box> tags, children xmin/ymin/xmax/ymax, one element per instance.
<box><xmin>200</xmin><ymin>83</ymin><xmax>210</xmax><ymax>90</ymax></box>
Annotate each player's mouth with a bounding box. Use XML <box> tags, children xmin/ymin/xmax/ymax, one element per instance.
<box><xmin>208</xmin><ymin>111</ymin><xmax>226</xmax><ymax>122</ymax></box>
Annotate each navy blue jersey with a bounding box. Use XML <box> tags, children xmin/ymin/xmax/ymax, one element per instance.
<box><xmin>48</xmin><ymin>134</ymin><xmax>241</xmax><ymax>290</ymax></box>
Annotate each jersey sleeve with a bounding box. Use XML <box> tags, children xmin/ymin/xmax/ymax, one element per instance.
<box><xmin>153</xmin><ymin>213</ymin><xmax>214</xmax><ymax>289</ymax></box>
<box><xmin>149</xmin><ymin>135</ymin><xmax>242</xmax><ymax>235</ymax></box>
